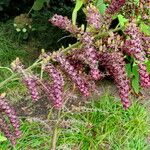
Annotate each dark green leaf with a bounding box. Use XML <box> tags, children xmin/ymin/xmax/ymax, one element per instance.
<box><xmin>32</xmin><ymin>0</ymin><xmax>46</xmax><ymax>11</ymax></box>
<box><xmin>125</xmin><ymin>64</ymin><xmax>132</xmax><ymax>78</ymax></box>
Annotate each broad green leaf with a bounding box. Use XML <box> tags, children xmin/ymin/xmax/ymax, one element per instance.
<box><xmin>140</xmin><ymin>23</ymin><xmax>150</xmax><ymax>36</ymax></box>
<box><xmin>118</xmin><ymin>15</ymin><xmax>128</xmax><ymax>27</ymax></box>
<box><xmin>0</xmin><ymin>134</ymin><xmax>7</xmax><ymax>142</ymax></box>
<box><xmin>72</xmin><ymin>0</ymin><xmax>83</xmax><ymax>25</ymax></box>
<box><xmin>132</xmin><ymin>65</ymin><xmax>140</xmax><ymax>94</ymax></box>
<box><xmin>32</xmin><ymin>0</ymin><xmax>46</xmax><ymax>11</ymax></box>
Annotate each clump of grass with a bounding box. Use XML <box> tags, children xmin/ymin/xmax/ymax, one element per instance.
<box><xmin>58</xmin><ymin>94</ymin><xmax>150</xmax><ymax>150</ymax></box>
<box><xmin>0</xmin><ymin>94</ymin><xmax>149</xmax><ymax>150</ymax></box>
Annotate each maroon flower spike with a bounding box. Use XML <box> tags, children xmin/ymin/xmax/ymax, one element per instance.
<box><xmin>99</xmin><ymin>52</ymin><xmax>131</xmax><ymax>109</ymax></box>
<box><xmin>0</xmin><ymin>114</ymin><xmax>16</xmax><ymax>145</ymax></box>
<box><xmin>80</xmin><ymin>31</ymin><xmax>102</xmax><ymax>80</ymax></box>
<box><xmin>123</xmin><ymin>22</ymin><xmax>150</xmax><ymax>88</ymax></box>
<box><xmin>49</xmin><ymin>14</ymin><xmax>79</xmax><ymax>34</ymax></box>
<box><xmin>106</xmin><ymin>0</ymin><xmax>126</xmax><ymax>14</ymax></box>
<box><xmin>44</xmin><ymin>64</ymin><xmax>64</xmax><ymax>109</ymax></box>
<box><xmin>84</xmin><ymin>46</ymin><xmax>101</xmax><ymax>80</ymax></box>
<box><xmin>56</xmin><ymin>55</ymin><xmax>90</xmax><ymax>97</ymax></box>
<box><xmin>0</xmin><ymin>94</ymin><xmax>21</xmax><ymax>145</ymax></box>
<box><xmin>138</xmin><ymin>64</ymin><xmax>150</xmax><ymax>88</ymax></box>
<box><xmin>23</xmin><ymin>75</ymin><xmax>40</xmax><ymax>101</ymax></box>
<box><xmin>86</xmin><ymin>5</ymin><xmax>102</xmax><ymax>29</ymax></box>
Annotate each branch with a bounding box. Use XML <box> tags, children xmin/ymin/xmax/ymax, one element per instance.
<box><xmin>0</xmin><ymin>27</ymin><xmax>123</xmax><ymax>90</ymax></box>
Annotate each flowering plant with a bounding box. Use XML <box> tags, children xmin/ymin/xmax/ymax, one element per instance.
<box><xmin>0</xmin><ymin>0</ymin><xmax>149</xmax><ymax>146</ymax></box>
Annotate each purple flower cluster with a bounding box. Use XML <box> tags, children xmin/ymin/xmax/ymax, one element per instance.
<box><xmin>44</xmin><ymin>64</ymin><xmax>64</xmax><ymax>109</ymax></box>
<box><xmin>49</xmin><ymin>14</ymin><xmax>79</xmax><ymax>34</ymax></box>
<box><xmin>56</xmin><ymin>55</ymin><xmax>90</xmax><ymax>97</ymax></box>
<box><xmin>23</xmin><ymin>75</ymin><xmax>40</xmax><ymax>101</ymax></box>
<box><xmin>99</xmin><ymin>52</ymin><xmax>130</xmax><ymax>109</ymax></box>
<box><xmin>86</xmin><ymin>5</ymin><xmax>102</xmax><ymax>29</ymax></box>
<box><xmin>0</xmin><ymin>95</ymin><xmax>21</xmax><ymax>145</ymax></box>
<box><xmin>106</xmin><ymin>0</ymin><xmax>126</xmax><ymax>14</ymax></box>
<box><xmin>123</xmin><ymin>22</ymin><xmax>150</xmax><ymax>88</ymax></box>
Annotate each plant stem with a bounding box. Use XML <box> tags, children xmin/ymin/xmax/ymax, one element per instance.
<box><xmin>0</xmin><ymin>60</ymin><xmax>41</xmax><ymax>90</ymax></box>
<box><xmin>50</xmin><ymin>110</ymin><xmax>61</xmax><ymax>150</ymax></box>
<box><xmin>0</xmin><ymin>67</ymin><xmax>13</xmax><ymax>74</ymax></box>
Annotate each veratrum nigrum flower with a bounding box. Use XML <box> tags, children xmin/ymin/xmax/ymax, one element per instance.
<box><xmin>49</xmin><ymin>14</ymin><xmax>79</xmax><ymax>34</ymax></box>
<box><xmin>56</xmin><ymin>54</ymin><xmax>90</xmax><ymax>97</ymax></box>
<box><xmin>0</xmin><ymin>94</ymin><xmax>21</xmax><ymax>145</ymax></box>
<box><xmin>44</xmin><ymin>64</ymin><xmax>64</xmax><ymax>109</ymax></box>
<box><xmin>99</xmin><ymin>52</ymin><xmax>130</xmax><ymax>109</ymax></box>
<box><xmin>123</xmin><ymin>22</ymin><xmax>150</xmax><ymax>88</ymax></box>
<box><xmin>106</xmin><ymin>0</ymin><xmax>126</xmax><ymax>14</ymax></box>
<box><xmin>86</xmin><ymin>5</ymin><xmax>102</xmax><ymax>29</ymax></box>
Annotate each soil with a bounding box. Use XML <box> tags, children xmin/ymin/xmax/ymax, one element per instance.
<box><xmin>13</xmin><ymin>79</ymin><xmax>150</xmax><ymax>120</ymax></box>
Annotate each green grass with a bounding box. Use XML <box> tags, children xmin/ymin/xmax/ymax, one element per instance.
<box><xmin>58</xmin><ymin>94</ymin><xmax>150</xmax><ymax>150</ymax></box>
<box><xmin>0</xmin><ymin>22</ymin><xmax>29</xmax><ymax>66</ymax></box>
<box><xmin>0</xmin><ymin>120</ymin><xmax>51</xmax><ymax>150</ymax></box>
<box><xmin>0</xmin><ymin>93</ymin><xmax>149</xmax><ymax>150</ymax></box>
<box><xmin>0</xmin><ymin>22</ymin><xmax>35</xmax><ymax>93</ymax></box>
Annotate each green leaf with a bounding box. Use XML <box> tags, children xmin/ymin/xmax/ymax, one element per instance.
<box><xmin>99</xmin><ymin>4</ymin><xmax>106</xmax><ymax>14</ymax></box>
<box><xmin>72</xmin><ymin>0</ymin><xmax>83</xmax><ymax>25</ymax></box>
<box><xmin>0</xmin><ymin>134</ymin><xmax>7</xmax><ymax>142</ymax></box>
<box><xmin>125</xmin><ymin>64</ymin><xmax>132</xmax><ymax>78</ymax></box>
<box><xmin>132</xmin><ymin>65</ymin><xmax>140</xmax><ymax>94</ymax></box>
<box><xmin>145</xmin><ymin>60</ymin><xmax>150</xmax><ymax>73</ymax></box>
<box><xmin>96</xmin><ymin>0</ymin><xmax>106</xmax><ymax>14</ymax></box>
<box><xmin>0</xmin><ymin>6</ymin><xmax>3</xmax><ymax>11</ymax></box>
<box><xmin>134</xmin><ymin>0</ymin><xmax>139</xmax><ymax>5</ymax></box>
<box><xmin>118</xmin><ymin>15</ymin><xmax>128</xmax><ymax>27</ymax></box>
<box><xmin>140</xmin><ymin>22</ymin><xmax>150</xmax><ymax>36</ymax></box>
<box><xmin>32</xmin><ymin>0</ymin><xmax>46</xmax><ymax>11</ymax></box>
